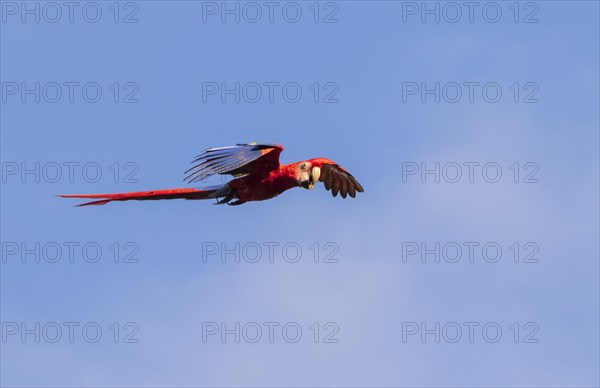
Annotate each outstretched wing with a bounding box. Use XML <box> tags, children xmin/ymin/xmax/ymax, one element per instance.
<box><xmin>311</xmin><ymin>158</ymin><xmax>364</xmax><ymax>199</ymax></box>
<box><xmin>184</xmin><ymin>143</ymin><xmax>283</xmax><ymax>183</ymax></box>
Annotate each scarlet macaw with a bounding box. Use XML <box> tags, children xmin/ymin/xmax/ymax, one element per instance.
<box><xmin>60</xmin><ymin>143</ymin><xmax>364</xmax><ymax>206</ymax></box>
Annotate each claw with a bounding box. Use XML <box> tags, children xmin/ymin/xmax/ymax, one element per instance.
<box><xmin>215</xmin><ymin>189</ymin><xmax>236</xmax><ymax>205</ymax></box>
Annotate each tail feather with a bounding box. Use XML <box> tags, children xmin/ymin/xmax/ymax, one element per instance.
<box><xmin>59</xmin><ymin>187</ymin><xmax>221</xmax><ymax>207</ymax></box>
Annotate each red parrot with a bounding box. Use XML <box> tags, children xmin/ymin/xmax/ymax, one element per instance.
<box><xmin>59</xmin><ymin>143</ymin><xmax>364</xmax><ymax>206</ymax></box>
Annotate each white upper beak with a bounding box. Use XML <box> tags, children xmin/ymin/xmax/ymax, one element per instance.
<box><xmin>310</xmin><ymin>167</ymin><xmax>321</xmax><ymax>184</ymax></box>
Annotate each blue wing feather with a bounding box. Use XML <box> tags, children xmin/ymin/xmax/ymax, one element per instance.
<box><xmin>184</xmin><ymin>143</ymin><xmax>283</xmax><ymax>183</ymax></box>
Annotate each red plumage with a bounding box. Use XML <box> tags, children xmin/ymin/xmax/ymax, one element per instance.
<box><xmin>59</xmin><ymin>143</ymin><xmax>364</xmax><ymax>206</ymax></box>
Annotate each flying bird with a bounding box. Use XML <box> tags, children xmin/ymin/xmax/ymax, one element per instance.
<box><xmin>59</xmin><ymin>143</ymin><xmax>364</xmax><ymax>206</ymax></box>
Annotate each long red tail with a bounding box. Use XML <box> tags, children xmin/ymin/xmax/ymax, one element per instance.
<box><xmin>59</xmin><ymin>187</ymin><xmax>221</xmax><ymax>207</ymax></box>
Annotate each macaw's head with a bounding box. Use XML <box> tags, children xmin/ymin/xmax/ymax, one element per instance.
<box><xmin>296</xmin><ymin>161</ymin><xmax>321</xmax><ymax>190</ymax></box>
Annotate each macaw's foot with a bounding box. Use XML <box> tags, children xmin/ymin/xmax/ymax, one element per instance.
<box><xmin>214</xmin><ymin>190</ymin><xmax>245</xmax><ymax>205</ymax></box>
<box><xmin>215</xmin><ymin>190</ymin><xmax>235</xmax><ymax>205</ymax></box>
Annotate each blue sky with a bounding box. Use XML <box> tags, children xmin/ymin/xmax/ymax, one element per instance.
<box><xmin>1</xmin><ymin>1</ymin><xmax>599</xmax><ymax>386</ymax></box>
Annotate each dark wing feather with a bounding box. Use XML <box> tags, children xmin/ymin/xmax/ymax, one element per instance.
<box><xmin>184</xmin><ymin>143</ymin><xmax>283</xmax><ymax>183</ymax></box>
<box><xmin>314</xmin><ymin>159</ymin><xmax>364</xmax><ymax>198</ymax></box>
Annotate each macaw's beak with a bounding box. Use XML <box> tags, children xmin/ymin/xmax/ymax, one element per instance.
<box><xmin>311</xmin><ymin>166</ymin><xmax>321</xmax><ymax>184</ymax></box>
<box><xmin>301</xmin><ymin>167</ymin><xmax>321</xmax><ymax>190</ymax></box>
